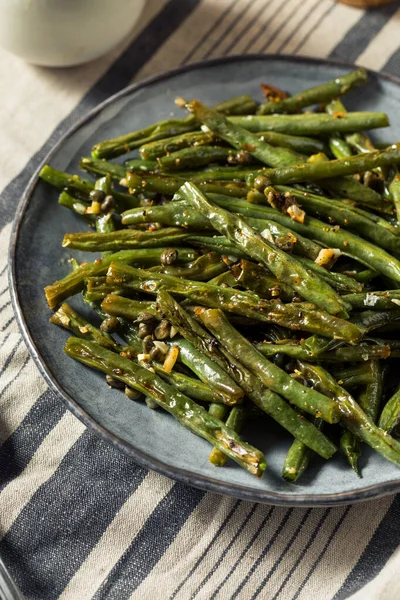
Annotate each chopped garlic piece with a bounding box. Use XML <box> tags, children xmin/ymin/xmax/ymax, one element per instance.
<box><xmin>364</xmin><ymin>293</ymin><xmax>380</xmax><ymax>307</ymax></box>
<box><xmin>287</xmin><ymin>204</ymin><xmax>306</xmax><ymax>223</ymax></box>
<box><xmin>163</xmin><ymin>345</ymin><xmax>179</xmax><ymax>373</ymax></box>
<box><xmin>315</xmin><ymin>248</ymin><xmax>341</xmax><ymax>269</ymax></box>
<box><xmin>153</xmin><ymin>341</ymin><xmax>169</xmax><ymax>355</ymax></box>
<box><xmin>261</xmin><ymin>229</ymin><xmax>274</xmax><ymax>243</ymax></box>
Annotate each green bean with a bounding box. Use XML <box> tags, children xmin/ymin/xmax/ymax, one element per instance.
<box><xmin>329</xmin><ymin>135</ymin><xmax>353</xmax><ymax>160</ymax></box>
<box><xmin>180</xmin><ymin>182</ymin><xmax>350</xmax><ymax>317</ymax></box>
<box><xmin>252</xmin><ymin>144</ymin><xmax>400</xmax><ymax>187</ymax></box>
<box><xmin>209</xmin><ymin>406</ymin><xmax>246</xmax><ymax>466</ymax></box>
<box><xmin>142</xmin><ymin>128</ymin><xmax>326</xmax><ymax>161</ymax></box>
<box><xmin>157</xmin><ymin>292</ymin><xmax>246</xmax><ymax>404</ymax></box>
<box><xmin>92</xmin><ymin>123</ymin><xmax>163</xmax><ymax>160</ymax></box>
<box><xmin>389</xmin><ymin>174</ymin><xmax>400</xmax><ymax>227</ymax></box>
<box><xmin>44</xmin><ymin>248</ymin><xmax>197</xmax><ymax>309</ymax></box>
<box><xmin>258</xmin><ymin>69</ymin><xmax>367</xmax><ymax>115</ymax></box>
<box><xmin>80</xmin><ymin>157</ymin><xmax>126</xmax><ymax>180</ymax></box>
<box><xmin>346</xmin><ymin>131</ymin><xmax>388</xmax><ymax>166</ymax></box>
<box><xmin>39</xmin><ymin>164</ymin><xmax>140</xmax><ymax>211</ymax></box>
<box><xmin>329</xmin><ymin>97</ymin><xmax>392</xmax><ymax>198</ymax></box>
<box><xmin>186</xmin><ymin>235</ymin><xmax>250</xmax><ymax>260</ymax></box>
<box><xmin>340</xmin><ymin>431</ymin><xmax>361</xmax><ymax>477</ymax></box>
<box><xmin>171</xmin><ymin>337</ymin><xmax>244</xmax><ymax>406</ymax></box>
<box><xmin>172</xmin><ymin>166</ymin><xmax>255</xmax><ymax>181</ymax></box>
<box><xmin>149</xmin><ymin>252</ymin><xmax>227</xmax><ymax>282</ymax></box>
<box><xmin>230</xmin><ymin>112</ymin><xmax>389</xmax><ymax>135</ymax></box>
<box><xmin>325</xmin><ymin>100</ymin><xmax>354</xmax><ymax>162</ymax></box>
<box><xmin>358</xmin><ymin>361</ymin><xmax>383</xmax><ymax>423</ymax></box>
<box><xmin>156</xmin><ymin>294</ymin><xmax>337</xmax><ymax>456</ymax></box>
<box><xmin>275</xmin><ymin>186</ymin><xmax>400</xmax><ymax>245</ymax></box>
<box><xmin>84</xmin><ymin>277</ymin><xmax>126</xmax><ymax>302</ymax></box>
<box><xmin>158</xmin><ymin>146</ymin><xmax>240</xmax><ymax>171</ymax></box>
<box><xmin>206</xmin><ymin>194</ymin><xmax>324</xmax><ymax>259</ymax></box>
<box><xmin>107</xmin><ymin>262</ymin><xmax>362</xmax><ymax>342</ymax></box>
<box><xmin>351</xmin><ymin>269</ymin><xmax>379</xmax><ymax>283</ymax></box>
<box><xmin>124</xmin><ymin>171</ymin><xmax>249</xmax><ymax>198</ymax></box>
<box><xmin>329</xmin><ymin>101</ymin><xmax>382</xmax><ymax>163</ymax></box>
<box><xmin>350</xmin><ymin>308</ymin><xmax>400</xmax><ymax>333</ymax></box>
<box><xmin>255</xmin><ymin>341</ymin><xmax>390</xmax><ymax>362</ymax></box>
<box><xmin>139</xmin><ymin>131</ymin><xmax>218</xmax><ymax>160</ymax></box>
<box><xmin>379</xmin><ymin>385</ymin><xmax>400</xmax><ymax>433</ymax></box>
<box><xmin>58</xmin><ymin>191</ymin><xmax>92</xmax><ymax>219</ymax></box>
<box><xmin>121</xmin><ymin>201</ymin><xmax>210</xmax><ymax>229</ymax></box>
<box><xmin>124</xmin><ymin>158</ymin><xmax>158</xmax><ymax>171</ymax></box>
<box><xmin>186</xmin><ymin>99</ymin><xmax>306</xmax><ymax>168</ymax></box>
<box><xmin>122</xmin><ymin>200</ymin><xmax>323</xmax><ymax>260</ymax></box>
<box><xmin>153</xmin><ymin>365</ymin><xmax>224</xmax><ymax>404</ymax></box>
<box><xmin>295</xmin><ymin>257</ymin><xmax>362</xmax><ymax>294</ymax></box>
<box><xmin>208</xmin><ymin>403</ymin><xmax>228</xmax><ymax>422</ymax></box>
<box><xmin>344</xmin><ymin>290</ymin><xmax>400</xmax><ymax>311</ymax></box>
<box><xmin>212</xmin><ymin>198</ymin><xmax>400</xmax><ymax>282</ymax></box>
<box><xmin>282</xmin><ymin>417</ymin><xmax>324</xmax><ymax>482</ymax></box>
<box><xmin>40</xmin><ymin>164</ymin><xmax>93</xmax><ymax>196</ymax></box>
<box><xmin>62</xmin><ymin>227</ymin><xmax>192</xmax><ymax>252</ymax></box>
<box><xmin>296</xmin><ymin>361</ymin><xmax>400</xmax><ymax>467</ymax></box>
<box><xmin>92</xmin><ymin>95</ymin><xmax>258</xmax><ymax>159</ymax></box>
<box><xmin>101</xmin><ymin>295</ymin><xmax>157</xmax><ymax>321</ymax></box>
<box><xmin>65</xmin><ymin>337</ymin><xmax>265</xmax><ymax>476</ymax></box>
<box><xmin>332</xmin><ymin>362</ymin><xmax>375</xmax><ymax>388</ymax></box>
<box><xmin>258</xmin><ymin>131</ymin><xmax>327</xmax><ymax>155</ymax></box>
<box><xmin>196</xmin><ymin>307</ymin><xmax>341</xmax><ymax>424</ymax></box>
<box><xmin>322</xmin><ymin>176</ymin><xmax>390</xmax><ymax>214</ymax></box>
<box><xmin>50</xmin><ymin>302</ymin><xmax>123</xmax><ymax>353</ymax></box>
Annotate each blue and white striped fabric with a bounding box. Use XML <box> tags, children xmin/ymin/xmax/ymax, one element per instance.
<box><xmin>1</xmin><ymin>1</ymin><xmax>400</xmax><ymax>598</ymax></box>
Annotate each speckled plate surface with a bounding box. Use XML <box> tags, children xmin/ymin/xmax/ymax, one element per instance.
<box><xmin>9</xmin><ymin>55</ymin><xmax>400</xmax><ymax>506</ymax></box>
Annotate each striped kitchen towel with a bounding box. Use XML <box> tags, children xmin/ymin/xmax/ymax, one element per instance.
<box><xmin>1</xmin><ymin>1</ymin><xmax>400</xmax><ymax>598</ymax></box>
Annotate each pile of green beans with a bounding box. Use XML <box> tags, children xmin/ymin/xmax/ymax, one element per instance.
<box><xmin>41</xmin><ymin>68</ymin><xmax>400</xmax><ymax>483</ymax></box>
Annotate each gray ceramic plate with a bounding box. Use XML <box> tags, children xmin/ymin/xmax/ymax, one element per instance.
<box><xmin>9</xmin><ymin>55</ymin><xmax>400</xmax><ymax>506</ymax></box>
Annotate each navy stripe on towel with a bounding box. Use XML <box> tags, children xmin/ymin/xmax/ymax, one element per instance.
<box><xmin>0</xmin><ymin>430</ymin><xmax>148</xmax><ymax>600</ymax></box>
<box><xmin>93</xmin><ymin>483</ymin><xmax>205</xmax><ymax>600</ymax></box>
<box><xmin>329</xmin><ymin>2</ymin><xmax>398</xmax><ymax>64</ymax></box>
<box><xmin>335</xmin><ymin>496</ymin><xmax>400</xmax><ymax>600</ymax></box>
<box><xmin>0</xmin><ymin>389</ymin><xmax>66</xmax><ymax>493</ymax></box>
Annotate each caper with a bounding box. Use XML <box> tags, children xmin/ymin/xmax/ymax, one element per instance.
<box><xmin>142</xmin><ymin>335</ymin><xmax>154</xmax><ymax>354</ymax></box>
<box><xmin>149</xmin><ymin>345</ymin><xmax>161</xmax><ymax>361</ymax></box>
<box><xmin>160</xmin><ymin>248</ymin><xmax>178</xmax><ymax>266</ymax></box>
<box><xmin>154</xmin><ymin>319</ymin><xmax>171</xmax><ymax>340</ymax></box>
<box><xmin>89</xmin><ymin>189</ymin><xmax>106</xmax><ymax>203</ymax></box>
<box><xmin>101</xmin><ymin>194</ymin><xmax>116</xmax><ymax>212</ymax></box>
<box><xmin>254</xmin><ymin>174</ymin><xmax>270</xmax><ymax>191</ymax></box>
<box><xmin>100</xmin><ymin>316</ymin><xmax>119</xmax><ymax>333</ymax></box>
<box><xmin>106</xmin><ymin>374</ymin><xmax>125</xmax><ymax>389</ymax></box>
<box><xmin>125</xmin><ymin>386</ymin><xmax>142</xmax><ymax>400</ymax></box>
<box><xmin>138</xmin><ymin>321</ymin><xmax>155</xmax><ymax>339</ymax></box>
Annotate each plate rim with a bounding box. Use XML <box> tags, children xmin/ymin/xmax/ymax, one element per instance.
<box><xmin>9</xmin><ymin>53</ymin><xmax>400</xmax><ymax>507</ymax></box>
